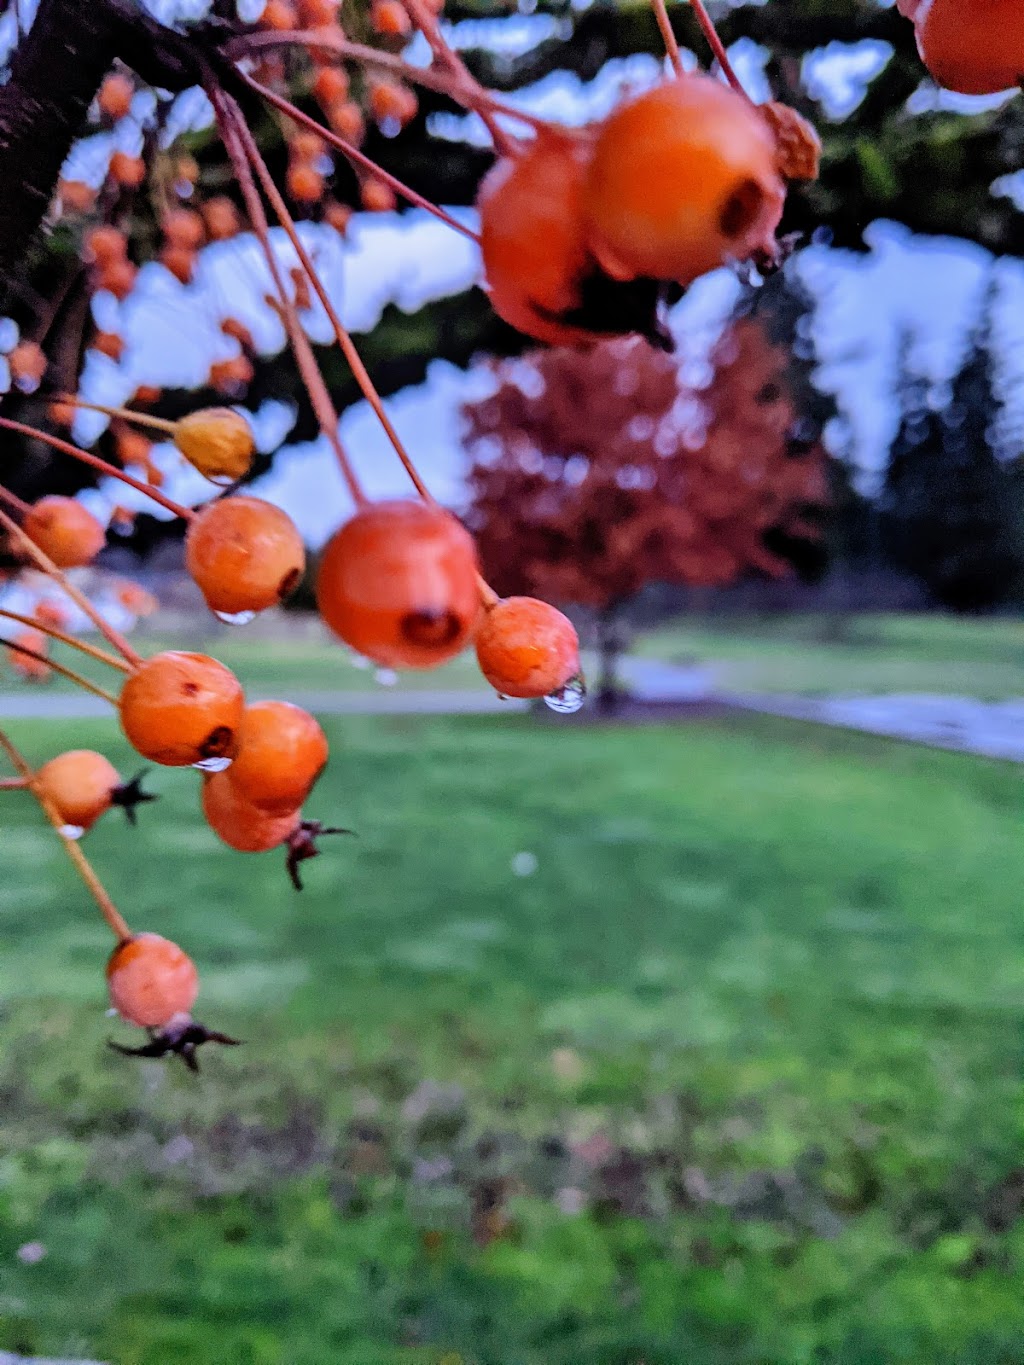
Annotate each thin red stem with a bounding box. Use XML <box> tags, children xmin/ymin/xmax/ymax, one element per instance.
<box><xmin>689</xmin><ymin>0</ymin><xmax>748</xmax><ymax>98</ymax></box>
<box><xmin>651</xmin><ymin>0</ymin><xmax>684</xmax><ymax>77</ymax></box>
<box><xmin>0</xmin><ymin>417</ymin><xmax>193</xmax><ymax>521</ymax></box>
<box><xmin>0</xmin><ymin>775</ymin><xmax>28</xmax><ymax>789</ymax></box>
<box><xmin>229</xmin><ymin>104</ymin><xmax>434</xmax><ymax>503</ymax></box>
<box><xmin>0</xmin><ymin>484</ymin><xmax>30</xmax><ymax>516</ymax></box>
<box><xmin>0</xmin><ymin>502</ymin><xmax>143</xmax><ymax>667</ymax></box>
<box><xmin>242</xmin><ymin>73</ymin><xmax>480</xmax><ymax>243</ymax></box>
<box><xmin>212</xmin><ymin>88</ymin><xmax>367</xmax><ymax>508</ymax></box>
<box><xmin>0</xmin><ymin>727</ymin><xmax>132</xmax><ymax>942</ymax></box>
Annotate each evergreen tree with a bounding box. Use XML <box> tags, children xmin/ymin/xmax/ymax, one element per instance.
<box><xmin>881</xmin><ymin>295</ymin><xmax>1024</xmax><ymax>610</ymax></box>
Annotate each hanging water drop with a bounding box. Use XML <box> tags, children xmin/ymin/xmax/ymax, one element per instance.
<box><xmin>543</xmin><ymin>673</ymin><xmax>586</xmax><ymax>714</ymax></box>
<box><xmin>374</xmin><ymin>667</ymin><xmax>398</xmax><ymax>687</ymax></box>
<box><xmin>350</xmin><ymin>653</ymin><xmax>371</xmax><ymax>670</ymax></box>
<box><xmin>59</xmin><ymin>823</ymin><xmax>85</xmax><ymax>840</ymax></box>
<box><xmin>214</xmin><ymin>609</ymin><xmax>257</xmax><ymax>626</ymax></box>
<box><xmin>193</xmin><ymin>755</ymin><xmax>233</xmax><ymax>773</ymax></box>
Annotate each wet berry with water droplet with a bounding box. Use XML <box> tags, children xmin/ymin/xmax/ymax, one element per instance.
<box><xmin>911</xmin><ymin>0</ymin><xmax>1024</xmax><ymax>95</ymax></box>
<box><xmin>475</xmin><ymin>597</ymin><xmax>581</xmax><ymax>699</ymax></box>
<box><xmin>202</xmin><ymin>769</ymin><xmax>301</xmax><ymax>851</ymax></box>
<box><xmin>185</xmin><ymin>496</ymin><xmax>305</xmax><ymax>617</ymax></box>
<box><xmin>22</xmin><ymin>496</ymin><xmax>106</xmax><ymax>568</ymax></box>
<box><xmin>316</xmin><ymin>500</ymin><xmax>482</xmax><ymax>668</ymax></box>
<box><xmin>119</xmin><ymin>651</ymin><xmax>244</xmax><ymax>767</ymax></box>
<box><xmin>35</xmin><ymin>750</ymin><xmax>121</xmax><ymax>832</ymax></box>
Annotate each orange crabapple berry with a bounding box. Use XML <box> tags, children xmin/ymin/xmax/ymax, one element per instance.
<box><xmin>23</xmin><ymin>495</ymin><xmax>106</xmax><ymax>568</ymax></box>
<box><xmin>583</xmin><ymin>74</ymin><xmax>786</xmax><ymax>287</ymax></box>
<box><xmin>33</xmin><ymin>599</ymin><xmax>69</xmax><ymax>630</ymax></box>
<box><xmin>117</xmin><ymin>581</ymin><xmax>158</xmax><ymax>615</ymax></box>
<box><xmin>162</xmin><ymin>208</ymin><xmax>205</xmax><ymax>249</ymax></box>
<box><xmin>107</xmin><ymin>934</ymin><xmax>198</xmax><ymax>1027</ymax></box>
<box><xmin>369</xmin><ymin>81</ymin><xmax>418</xmax><ymax>126</ymax></box>
<box><xmin>209</xmin><ymin>356</ymin><xmax>254</xmax><ymax>395</ymax></box>
<box><xmin>34</xmin><ymin>750</ymin><xmax>156</xmax><ymax>833</ymax></box>
<box><xmin>299</xmin><ymin>0</ymin><xmax>340</xmax><ymax>22</ymax></box>
<box><xmin>159</xmin><ymin>245</ymin><xmax>196</xmax><ymax>285</ymax></box>
<box><xmin>84</xmin><ymin>225</ymin><xmax>127</xmax><ymax>266</ymax></box>
<box><xmin>291</xmin><ymin>130</ymin><xmax>326</xmax><ymax>163</ymax></box>
<box><xmin>475</xmin><ymin>597</ymin><xmax>581</xmax><ymax>700</ymax></box>
<box><xmin>224</xmin><ymin>701</ymin><xmax>328</xmax><ymax>815</ymax></box>
<box><xmin>185</xmin><ymin>496</ymin><xmax>306</xmax><ymax>617</ymax></box>
<box><xmin>92</xmin><ymin>330</ymin><xmax>125</xmax><ymax>361</ymax></box>
<box><xmin>109</xmin><ymin>151</ymin><xmax>146</xmax><ymax>189</ymax></box>
<box><xmin>98</xmin><ymin>258</ymin><xmax>138</xmax><ymax>300</ymax></box>
<box><xmin>114</xmin><ymin>423</ymin><xmax>153</xmax><ymax>468</ymax></box>
<box><xmin>132</xmin><ymin>384</ymin><xmax>162</xmax><ymax>407</ymax></box>
<box><xmin>287</xmin><ymin>163</ymin><xmax>324</xmax><ymax>204</ymax></box>
<box><xmin>173</xmin><ymin>407</ymin><xmax>255</xmax><ymax>482</ymax></box>
<box><xmin>202</xmin><ymin>196</ymin><xmax>242</xmax><ymax>241</ymax></box>
<box><xmin>360</xmin><ymin>179</ymin><xmax>396</xmax><ymax>213</ymax></box>
<box><xmin>98</xmin><ymin>72</ymin><xmax>134</xmax><ymax>120</ymax></box>
<box><xmin>202</xmin><ymin>768</ymin><xmax>300</xmax><ymax>851</ymax></box>
<box><xmin>912</xmin><ymin>0</ymin><xmax>1024</xmax><ymax>95</ymax></box>
<box><xmin>327</xmin><ymin>100</ymin><xmax>365</xmax><ymax>143</ymax></box>
<box><xmin>371</xmin><ymin>0</ymin><xmax>412</xmax><ymax>36</ymax></box>
<box><xmin>7</xmin><ymin>628</ymin><xmax>50</xmax><ymax>681</ymax></box>
<box><xmin>119</xmin><ymin>650</ymin><xmax>245</xmax><ymax>767</ymax></box>
<box><xmin>260</xmin><ymin>0</ymin><xmax>299</xmax><ymax>29</ymax></box>
<box><xmin>58</xmin><ymin>179</ymin><xmax>97</xmax><ymax>213</ymax></box>
<box><xmin>478</xmin><ymin>127</ymin><xmax>656</xmax><ymax>348</ymax></box>
<box><xmin>313</xmin><ymin>66</ymin><xmax>349</xmax><ymax>107</ymax></box>
<box><xmin>7</xmin><ymin>340</ymin><xmax>47</xmax><ymax>388</ymax></box>
<box><xmin>221</xmin><ymin>318</ymin><xmax>255</xmax><ymax>350</ymax></box>
<box><xmin>47</xmin><ymin>399</ymin><xmax>76</xmax><ymax>427</ymax></box>
<box><xmin>324</xmin><ymin>200</ymin><xmax>352</xmax><ymax>234</ymax></box>
<box><xmin>316</xmin><ymin>499</ymin><xmax>483</xmax><ymax>669</ymax></box>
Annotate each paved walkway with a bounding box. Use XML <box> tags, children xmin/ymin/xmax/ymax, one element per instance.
<box><xmin>5</xmin><ymin>658</ymin><xmax>1024</xmax><ymax>763</ymax></box>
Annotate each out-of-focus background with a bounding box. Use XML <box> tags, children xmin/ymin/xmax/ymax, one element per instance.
<box><xmin>5</xmin><ymin>1</ymin><xmax>1024</xmax><ymax>1362</ymax></box>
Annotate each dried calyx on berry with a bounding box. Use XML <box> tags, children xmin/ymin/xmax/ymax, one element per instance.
<box><xmin>109</xmin><ymin>1014</ymin><xmax>241</xmax><ymax>1073</ymax></box>
<box><xmin>285</xmin><ymin>820</ymin><xmax>353</xmax><ymax>891</ymax></box>
<box><xmin>109</xmin><ymin>769</ymin><xmax>158</xmax><ymax>826</ymax></box>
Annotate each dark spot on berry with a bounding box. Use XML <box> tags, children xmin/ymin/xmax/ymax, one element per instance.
<box><xmin>756</xmin><ymin>382</ymin><xmax>781</xmax><ymax>405</ymax></box>
<box><xmin>719</xmin><ymin>178</ymin><xmax>765</xmax><ymax>239</ymax></box>
<box><xmin>183</xmin><ymin>681</ymin><xmax>199</xmax><ymax>697</ymax></box>
<box><xmin>400</xmin><ymin>610</ymin><xmax>463</xmax><ymax>648</ymax></box>
<box><xmin>200</xmin><ymin>725</ymin><xmax>233</xmax><ymax>759</ymax></box>
<box><xmin>278</xmin><ymin>567</ymin><xmax>302</xmax><ymax>600</ymax></box>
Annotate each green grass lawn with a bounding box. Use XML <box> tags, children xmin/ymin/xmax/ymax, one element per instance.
<box><xmin>4</xmin><ymin>711</ymin><xmax>1024</xmax><ymax>1362</ymax></box>
<box><xmin>641</xmin><ymin>611</ymin><xmax>1024</xmax><ymax>697</ymax></box>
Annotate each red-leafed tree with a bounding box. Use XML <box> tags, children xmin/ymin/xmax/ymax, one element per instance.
<box><xmin>463</xmin><ymin>317</ymin><xmax>828</xmax><ymax>708</ymax></box>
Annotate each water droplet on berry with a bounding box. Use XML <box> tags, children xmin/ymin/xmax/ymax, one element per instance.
<box><xmin>106</xmin><ymin>1007</ymin><xmax>119</xmax><ymax>1017</ymax></box>
<box><xmin>350</xmin><ymin>653</ymin><xmax>371</xmax><ymax>669</ymax></box>
<box><xmin>214</xmin><ymin>609</ymin><xmax>257</xmax><ymax>626</ymax></box>
<box><xmin>543</xmin><ymin>674</ymin><xmax>586</xmax><ymax>715</ymax></box>
<box><xmin>374</xmin><ymin>668</ymin><xmax>398</xmax><ymax>687</ymax></box>
<box><xmin>193</xmin><ymin>755</ymin><xmax>233</xmax><ymax>773</ymax></box>
<box><xmin>59</xmin><ymin>823</ymin><xmax>85</xmax><ymax>840</ymax></box>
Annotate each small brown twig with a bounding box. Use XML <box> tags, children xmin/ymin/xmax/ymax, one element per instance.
<box><xmin>689</xmin><ymin>0</ymin><xmax>749</xmax><ymax>98</ymax></box>
<box><xmin>651</xmin><ymin>0</ymin><xmax>684</xmax><ymax>77</ymax></box>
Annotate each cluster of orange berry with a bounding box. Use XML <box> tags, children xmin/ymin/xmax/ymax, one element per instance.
<box><xmin>478</xmin><ymin>74</ymin><xmax>819</xmax><ymax>349</ymax></box>
<box><xmin>897</xmin><ymin>0</ymin><xmax>1024</xmax><ymax>96</ymax></box>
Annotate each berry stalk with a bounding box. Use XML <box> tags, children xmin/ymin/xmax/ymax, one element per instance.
<box><xmin>211</xmin><ymin>87</ymin><xmax>368</xmax><ymax>509</ymax></box>
<box><xmin>0</xmin><ymin>633</ymin><xmax>120</xmax><ymax>703</ymax></box>
<box><xmin>0</xmin><ymin>727</ymin><xmax>132</xmax><ymax>942</ymax></box>
<box><xmin>0</xmin><ymin>606</ymin><xmax>133</xmax><ymax>672</ymax></box>
<box><xmin>651</xmin><ymin>0</ymin><xmax>685</xmax><ymax>77</ymax></box>
<box><xmin>230</xmin><ymin>105</ymin><xmax>435</xmax><ymax>504</ymax></box>
<box><xmin>0</xmin><ymin>483</ymin><xmax>30</xmax><ymax>515</ymax></box>
<box><xmin>56</xmin><ymin>397</ymin><xmax>178</xmax><ymax>435</ymax></box>
<box><xmin>688</xmin><ymin>0</ymin><xmax>748</xmax><ymax>98</ymax></box>
<box><xmin>0</xmin><ymin>418</ymin><xmax>193</xmax><ymax>522</ymax></box>
<box><xmin>0</xmin><ymin>502</ymin><xmax>144</xmax><ymax>667</ymax></box>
